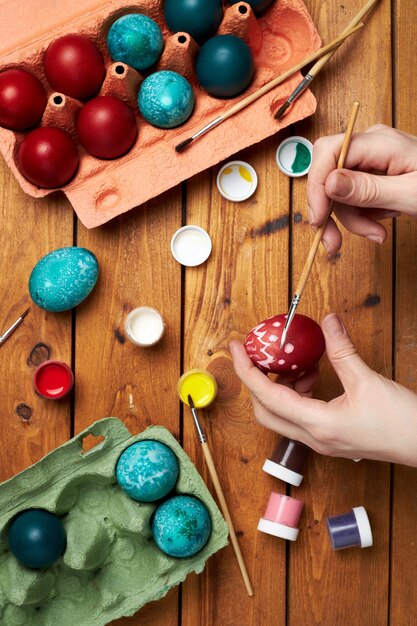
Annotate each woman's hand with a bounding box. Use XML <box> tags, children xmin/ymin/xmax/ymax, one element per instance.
<box><xmin>230</xmin><ymin>313</ymin><xmax>417</xmax><ymax>467</ymax></box>
<box><xmin>307</xmin><ymin>125</ymin><xmax>417</xmax><ymax>253</ymax></box>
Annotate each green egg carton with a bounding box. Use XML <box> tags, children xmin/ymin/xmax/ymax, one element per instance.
<box><xmin>0</xmin><ymin>418</ymin><xmax>228</xmax><ymax>625</ymax></box>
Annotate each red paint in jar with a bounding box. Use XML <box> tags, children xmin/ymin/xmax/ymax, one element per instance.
<box><xmin>33</xmin><ymin>360</ymin><xmax>74</xmax><ymax>399</ymax></box>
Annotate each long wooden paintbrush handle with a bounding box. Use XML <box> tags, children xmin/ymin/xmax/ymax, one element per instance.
<box><xmin>220</xmin><ymin>23</ymin><xmax>364</xmax><ymax>123</ymax></box>
<box><xmin>201</xmin><ymin>441</ymin><xmax>254</xmax><ymax>597</ymax></box>
<box><xmin>294</xmin><ymin>101</ymin><xmax>360</xmax><ymax>297</ymax></box>
<box><xmin>309</xmin><ymin>0</ymin><xmax>380</xmax><ymax>78</ymax></box>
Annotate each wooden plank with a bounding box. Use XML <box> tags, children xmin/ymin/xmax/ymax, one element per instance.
<box><xmin>181</xmin><ymin>138</ymin><xmax>290</xmax><ymax>625</ymax></box>
<box><xmin>390</xmin><ymin>0</ymin><xmax>417</xmax><ymax>623</ymax></box>
<box><xmin>75</xmin><ymin>191</ymin><xmax>182</xmax><ymax>626</ymax></box>
<box><xmin>289</xmin><ymin>1</ymin><xmax>392</xmax><ymax>623</ymax></box>
<box><xmin>0</xmin><ymin>166</ymin><xmax>72</xmax><ymax>481</ymax></box>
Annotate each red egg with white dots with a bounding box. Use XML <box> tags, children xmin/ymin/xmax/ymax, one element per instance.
<box><xmin>244</xmin><ymin>313</ymin><xmax>325</xmax><ymax>375</ymax></box>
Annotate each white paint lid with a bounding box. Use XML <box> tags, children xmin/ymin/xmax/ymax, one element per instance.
<box><xmin>257</xmin><ymin>517</ymin><xmax>299</xmax><ymax>541</ymax></box>
<box><xmin>124</xmin><ymin>306</ymin><xmax>165</xmax><ymax>347</ymax></box>
<box><xmin>352</xmin><ymin>506</ymin><xmax>373</xmax><ymax>548</ymax></box>
<box><xmin>262</xmin><ymin>458</ymin><xmax>303</xmax><ymax>487</ymax></box>
<box><xmin>276</xmin><ymin>136</ymin><xmax>313</xmax><ymax>177</ymax></box>
<box><xmin>171</xmin><ymin>225</ymin><xmax>212</xmax><ymax>267</ymax></box>
<box><xmin>216</xmin><ymin>160</ymin><xmax>258</xmax><ymax>201</ymax></box>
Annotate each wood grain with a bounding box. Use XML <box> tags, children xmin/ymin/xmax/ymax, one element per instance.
<box><xmin>181</xmin><ymin>139</ymin><xmax>290</xmax><ymax>626</ymax></box>
<box><xmin>390</xmin><ymin>0</ymin><xmax>417</xmax><ymax>623</ymax></box>
<box><xmin>289</xmin><ymin>1</ymin><xmax>392</xmax><ymax>624</ymax></box>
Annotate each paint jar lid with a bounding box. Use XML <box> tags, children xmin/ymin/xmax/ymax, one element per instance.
<box><xmin>353</xmin><ymin>506</ymin><xmax>373</xmax><ymax>548</ymax></box>
<box><xmin>124</xmin><ymin>306</ymin><xmax>165</xmax><ymax>347</ymax></box>
<box><xmin>216</xmin><ymin>160</ymin><xmax>258</xmax><ymax>201</ymax></box>
<box><xmin>276</xmin><ymin>136</ymin><xmax>313</xmax><ymax>177</ymax></box>
<box><xmin>177</xmin><ymin>369</ymin><xmax>218</xmax><ymax>409</ymax></box>
<box><xmin>262</xmin><ymin>459</ymin><xmax>304</xmax><ymax>487</ymax></box>
<box><xmin>258</xmin><ymin>517</ymin><xmax>299</xmax><ymax>541</ymax></box>
<box><xmin>171</xmin><ymin>225</ymin><xmax>212</xmax><ymax>267</ymax></box>
<box><xmin>33</xmin><ymin>360</ymin><xmax>74</xmax><ymax>400</ymax></box>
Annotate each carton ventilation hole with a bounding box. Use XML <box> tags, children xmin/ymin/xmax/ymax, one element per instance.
<box><xmin>177</xmin><ymin>35</ymin><xmax>187</xmax><ymax>44</ymax></box>
<box><xmin>53</xmin><ymin>95</ymin><xmax>63</xmax><ymax>105</ymax></box>
<box><xmin>238</xmin><ymin>4</ymin><xmax>248</xmax><ymax>14</ymax></box>
<box><xmin>115</xmin><ymin>65</ymin><xmax>125</xmax><ymax>75</ymax></box>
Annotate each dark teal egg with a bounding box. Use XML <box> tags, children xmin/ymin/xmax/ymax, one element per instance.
<box><xmin>116</xmin><ymin>440</ymin><xmax>179</xmax><ymax>502</ymax></box>
<box><xmin>196</xmin><ymin>35</ymin><xmax>255</xmax><ymax>98</ymax></box>
<box><xmin>29</xmin><ymin>247</ymin><xmax>99</xmax><ymax>312</ymax></box>
<box><xmin>152</xmin><ymin>495</ymin><xmax>211</xmax><ymax>558</ymax></box>
<box><xmin>229</xmin><ymin>0</ymin><xmax>275</xmax><ymax>13</ymax></box>
<box><xmin>8</xmin><ymin>509</ymin><xmax>66</xmax><ymax>569</ymax></box>
<box><xmin>138</xmin><ymin>71</ymin><xmax>194</xmax><ymax>129</ymax></box>
<box><xmin>107</xmin><ymin>14</ymin><xmax>164</xmax><ymax>71</ymax></box>
<box><xmin>164</xmin><ymin>0</ymin><xmax>223</xmax><ymax>45</ymax></box>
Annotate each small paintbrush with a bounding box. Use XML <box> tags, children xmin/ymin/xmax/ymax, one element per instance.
<box><xmin>0</xmin><ymin>307</ymin><xmax>30</xmax><ymax>346</ymax></box>
<box><xmin>275</xmin><ymin>0</ymin><xmax>380</xmax><ymax>120</ymax></box>
<box><xmin>280</xmin><ymin>101</ymin><xmax>360</xmax><ymax>348</ymax></box>
<box><xmin>175</xmin><ymin>23</ymin><xmax>363</xmax><ymax>153</ymax></box>
<box><xmin>274</xmin><ymin>0</ymin><xmax>379</xmax><ymax>120</ymax></box>
<box><xmin>187</xmin><ymin>394</ymin><xmax>254</xmax><ymax>597</ymax></box>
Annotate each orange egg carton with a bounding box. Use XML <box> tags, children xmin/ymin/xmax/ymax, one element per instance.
<box><xmin>0</xmin><ymin>0</ymin><xmax>320</xmax><ymax>228</ymax></box>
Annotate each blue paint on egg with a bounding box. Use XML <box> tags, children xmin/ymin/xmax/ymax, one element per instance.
<box><xmin>152</xmin><ymin>495</ymin><xmax>212</xmax><ymax>557</ymax></box>
<box><xmin>8</xmin><ymin>509</ymin><xmax>66</xmax><ymax>569</ymax></box>
<box><xmin>138</xmin><ymin>71</ymin><xmax>194</xmax><ymax>129</ymax></box>
<box><xmin>107</xmin><ymin>14</ymin><xmax>164</xmax><ymax>71</ymax></box>
<box><xmin>116</xmin><ymin>440</ymin><xmax>179</xmax><ymax>502</ymax></box>
<box><xmin>29</xmin><ymin>247</ymin><xmax>98</xmax><ymax>312</ymax></box>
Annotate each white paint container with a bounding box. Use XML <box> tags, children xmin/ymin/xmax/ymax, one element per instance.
<box><xmin>170</xmin><ymin>225</ymin><xmax>212</xmax><ymax>267</ymax></box>
<box><xmin>124</xmin><ymin>307</ymin><xmax>165</xmax><ymax>347</ymax></box>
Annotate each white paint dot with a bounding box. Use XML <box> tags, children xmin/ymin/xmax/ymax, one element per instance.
<box><xmin>269</xmin><ymin>334</ymin><xmax>278</xmax><ymax>342</ymax></box>
<box><xmin>272</xmin><ymin>321</ymin><xmax>281</xmax><ymax>327</ymax></box>
<box><xmin>291</xmin><ymin>364</ymin><xmax>298</xmax><ymax>370</ymax></box>
<box><xmin>284</xmin><ymin>342</ymin><xmax>294</xmax><ymax>354</ymax></box>
<box><xmin>278</xmin><ymin>359</ymin><xmax>285</xmax><ymax>365</ymax></box>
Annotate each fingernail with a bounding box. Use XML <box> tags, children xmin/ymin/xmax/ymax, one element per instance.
<box><xmin>323</xmin><ymin>313</ymin><xmax>345</xmax><ymax>338</ymax></box>
<box><xmin>308</xmin><ymin>204</ymin><xmax>315</xmax><ymax>224</ymax></box>
<box><xmin>328</xmin><ymin>172</ymin><xmax>353</xmax><ymax>198</ymax></box>
<box><xmin>367</xmin><ymin>234</ymin><xmax>383</xmax><ymax>244</ymax></box>
<box><xmin>322</xmin><ymin>239</ymin><xmax>330</xmax><ymax>252</ymax></box>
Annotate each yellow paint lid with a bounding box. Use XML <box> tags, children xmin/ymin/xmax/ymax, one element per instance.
<box><xmin>216</xmin><ymin>160</ymin><xmax>258</xmax><ymax>202</ymax></box>
<box><xmin>177</xmin><ymin>369</ymin><xmax>218</xmax><ymax>408</ymax></box>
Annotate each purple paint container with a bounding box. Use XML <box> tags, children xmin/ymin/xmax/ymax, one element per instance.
<box><xmin>326</xmin><ymin>506</ymin><xmax>373</xmax><ymax>551</ymax></box>
<box><xmin>262</xmin><ymin>438</ymin><xmax>310</xmax><ymax>486</ymax></box>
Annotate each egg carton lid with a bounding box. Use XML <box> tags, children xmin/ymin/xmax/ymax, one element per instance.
<box><xmin>0</xmin><ymin>417</ymin><xmax>228</xmax><ymax>625</ymax></box>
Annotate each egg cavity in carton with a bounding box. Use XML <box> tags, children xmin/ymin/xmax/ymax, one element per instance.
<box><xmin>0</xmin><ymin>418</ymin><xmax>228</xmax><ymax>625</ymax></box>
<box><xmin>0</xmin><ymin>0</ymin><xmax>320</xmax><ymax>227</ymax></box>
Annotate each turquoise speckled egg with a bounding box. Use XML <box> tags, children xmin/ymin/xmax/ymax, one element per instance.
<box><xmin>116</xmin><ymin>440</ymin><xmax>179</xmax><ymax>502</ymax></box>
<box><xmin>107</xmin><ymin>14</ymin><xmax>164</xmax><ymax>71</ymax></box>
<box><xmin>152</xmin><ymin>495</ymin><xmax>212</xmax><ymax>557</ymax></box>
<box><xmin>29</xmin><ymin>247</ymin><xmax>98</xmax><ymax>312</ymax></box>
<box><xmin>138</xmin><ymin>71</ymin><xmax>194</xmax><ymax>129</ymax></box>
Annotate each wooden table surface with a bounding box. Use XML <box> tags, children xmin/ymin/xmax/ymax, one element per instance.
<box><xmin>1</xmin><ymin>1</ymin><xmax>416</xmax><ymax>624</ymax></box>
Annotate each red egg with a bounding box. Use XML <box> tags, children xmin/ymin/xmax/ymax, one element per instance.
<box><xmin>244</xmin><ymin>313</ymin><xmax>325</xmax><ymax>375</ymax></box>
<box><xmin>0</xmin><ymin>68</ymin><xmax>47</xmax><ymax>130</ymax></box>
<box><xmin>19</xmin><ymin>127</ymin><xmax>79</xmax><ymax>188</ymax></box>
<box><xmin>44</xmin><ymin>34</ymin><xmax>105</xmax><ymax>99</ymax></box>
<box><xmin>76</xmin><ymin>96</ymin><xmax>138</xmax><ymax>159</ymax></box>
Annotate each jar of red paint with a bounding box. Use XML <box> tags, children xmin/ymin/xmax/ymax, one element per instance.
<box><xmin>33</xmin><ymin>360</ymin><xmax>74</xmax><ymax>400</ymax></box>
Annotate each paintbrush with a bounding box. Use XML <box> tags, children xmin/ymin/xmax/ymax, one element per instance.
<box><xmin>0</xmin><ymin>307</ymin><xmax>30</xmax><ymax>345</ymax></box>
<box><xmin>187</xmin><ymin>394</ymin><xmax>254</xmax><ymax>597</ymax></box>
<box><xmin>275</xmin><ymin>0</ymin><xmax>380</xmax><ymax>119</ymax></box>
<box><xmin>280</xmin><ymin>101</ymin><xmax>360</xmax><ymax>349</ymax></box>
<box><xmin>175</xmin><ymin>23</ymin><xmax>364</xmax><ymax>153</ymax></box>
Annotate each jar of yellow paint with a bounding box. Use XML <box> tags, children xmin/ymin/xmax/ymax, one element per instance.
<box><xmin>177</xmin><ymin>369</ymin><xmax>218</xmax><ymax>408</ymax></box>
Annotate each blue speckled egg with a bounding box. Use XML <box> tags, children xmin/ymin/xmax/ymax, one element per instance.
<box><xmin>138</xmin><ymin>71</ymin><xmax>194</xmax><ymax>129</ymax></box>
<box><xmin>116</xmin><ymin>440</ymin><xmax>179</xmax><ymax>502</ymax></box>
<box><xmin>107</xmin><ymin>14</ymin><xmax>164</xmax><ymax>71</ymax></box>
<box><xmin>152</xmin><ymin>495</ymin><xmax>212</xmax><ymax>557</ymax></box>
<box><xmin>29</xmin><ymin>247</ymin><xmax>98</xmax><ymax>312</ymax></box>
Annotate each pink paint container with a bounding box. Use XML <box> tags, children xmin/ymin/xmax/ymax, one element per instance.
<box><xmin>258</xmin><ymin>492</ymin><xmax>304</xmax><ymax>541</ymax></box>
<box><xmin>33</xmin><ymin>360</ymin><xmax>74</xmax><ymax>400</ymax></box>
